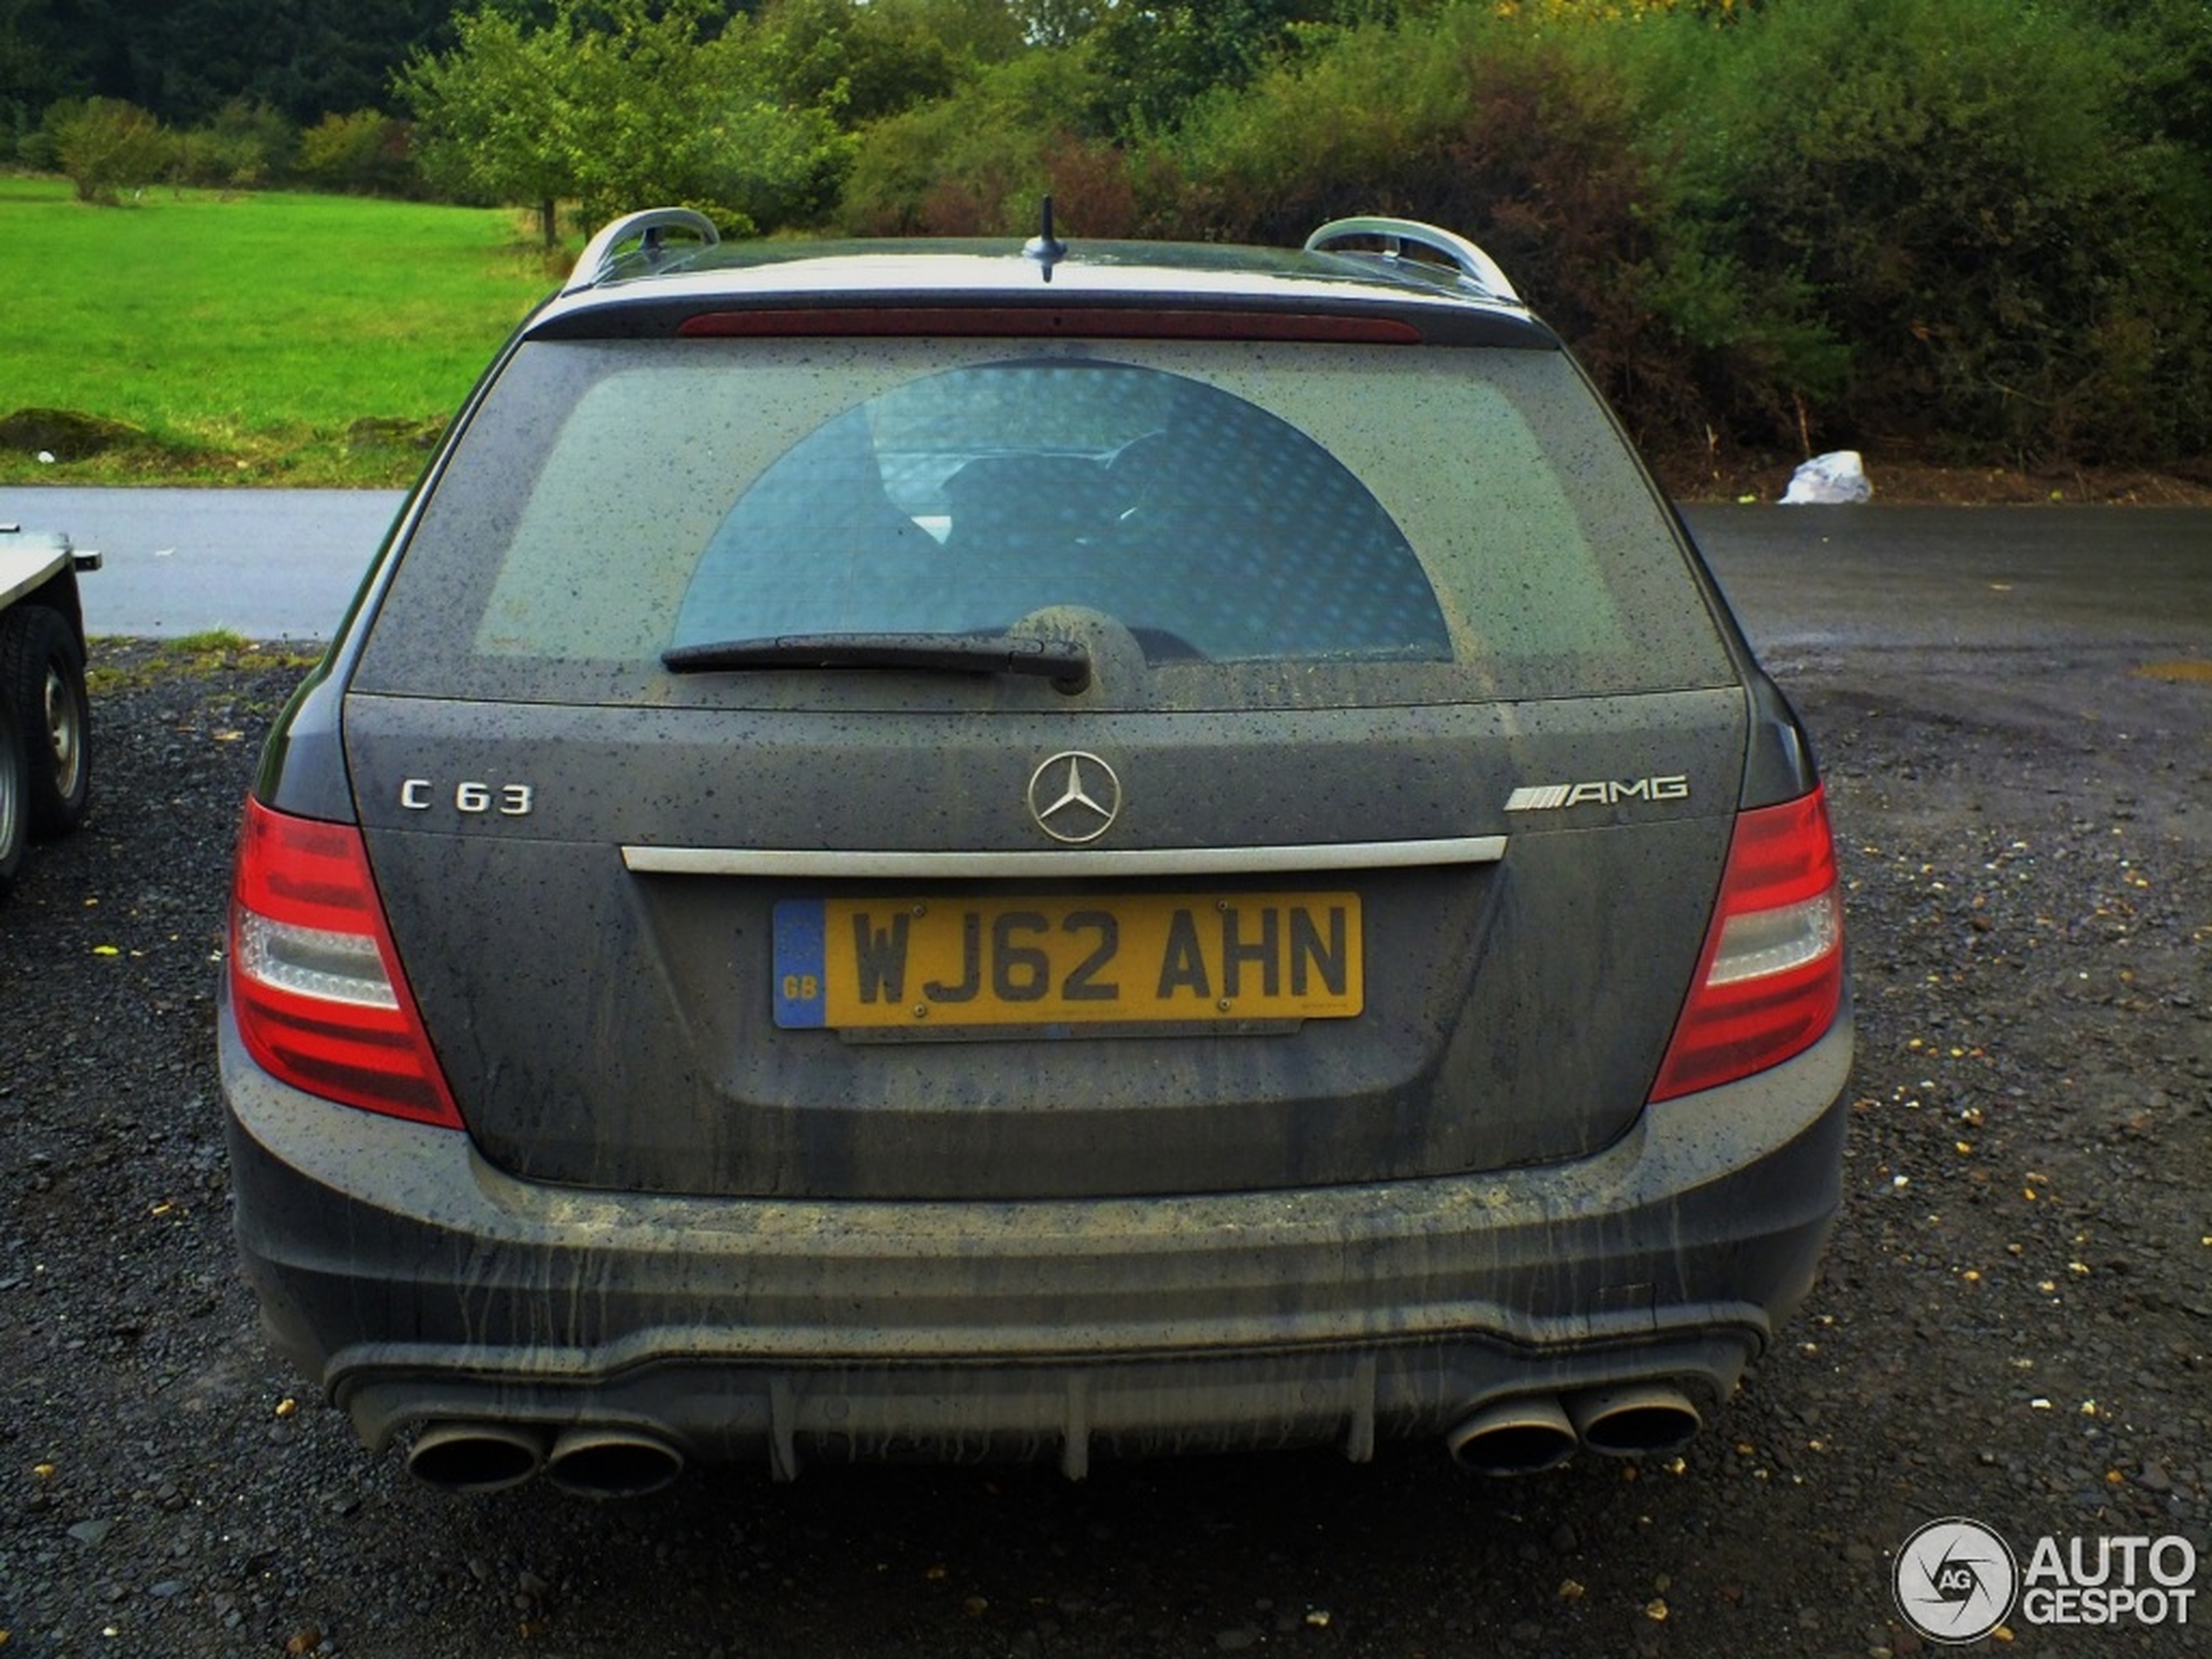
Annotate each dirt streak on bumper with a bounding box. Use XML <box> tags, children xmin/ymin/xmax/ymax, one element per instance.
<box><xmin>220</xmin><ymin>1005</ymin><xmax>1850</xmax><ymax>1460</ymax></box>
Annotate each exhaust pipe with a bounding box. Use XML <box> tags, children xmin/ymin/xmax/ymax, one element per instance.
<box><xmin>1568</xmin><ymin>1385</ymin><xmax>1703</xmax><ymax>1457</ymax></box>
<box><xmin>1445</xmin><ymin>1396</ymin><xmax>1579</xmax><ymax>1475</ymax></box>
<box><xmin>405</xmin><ymin>1421</ymin><xmax>548</xmax><ymax>1494</ymax></box>
<box><xmin>544</xmin><ymin>1426</ymin><xmax>686</xmax><ymax>1499</ymax></box>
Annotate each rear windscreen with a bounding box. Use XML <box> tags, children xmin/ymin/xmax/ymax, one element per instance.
<box><xmin>356</xmin><ymin>336</ymin><xmax>1733</xmax><ymax>710</ymax></box>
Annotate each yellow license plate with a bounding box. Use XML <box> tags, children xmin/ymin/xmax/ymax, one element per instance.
<box><xmin>772</xmin><ymin>893</ymin><xmax>1362</xmax><ymax>1029</ymax></box>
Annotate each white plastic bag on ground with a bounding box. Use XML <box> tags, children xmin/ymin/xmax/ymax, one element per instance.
<box><xmin>1781</xmin><ymin>450</ymin><xmax>1872</xmax><ymax>504</ymax></box>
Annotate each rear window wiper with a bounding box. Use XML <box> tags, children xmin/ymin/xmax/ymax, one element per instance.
<box><xmin>663</xmin><ymin>632</ymin><xmax>1091</xmax><ymax>694</ymax></box>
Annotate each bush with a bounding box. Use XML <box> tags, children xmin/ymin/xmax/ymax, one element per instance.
<box><xmin>169</xmin><ymin>128</ymin><xmax>267</xmax><ymax>189</ymax></box>
<box><xmin>208</xmin><ymin>100</ymin><xmax>296</xmax><ymax>184</ymax></box>
<box><xmin>1149</xmin><ymin>18</ymin><xmax>1467</xmax><ymax>241</ymax></box>
<box><xmin>50</xmin><ymin>98</ymin><xmax>172</xmax><ymax>204</ymax></box>
<box><xmin>299</xmin><ymin>110</ymin><xmax>419</xmax><ymax>197</ymax></box>
<box><xmin>818</xmin><ymin>0</ymin><xmax>2212</xmax><ymax>468</ymax></box>
<box><xmin>1638</xmin><ymin>0</ymin><xmax>2212</xmax><ymax>462</ymax></box>
<box><xmin>16</xmin><ymin>121</ymin><xmax>57</xmax><ymax>172</ymax></box>
<box><xmin>835</xmin><ymin>48</ymin><xmax>1135</xmax><ymax>236</ymax></box>
<box><xmin>1147</xmin><ymin>13</ymin><xmax>1707</xmax><ymax>441</ymax></box>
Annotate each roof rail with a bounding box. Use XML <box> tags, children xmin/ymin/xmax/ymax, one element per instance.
<box><xmin>563</xmin><ymin>207</ymin><xmax>721</xmax><ymax>294</ymax></box>
<box><xmin>1304</xmin><ymin>217</ymin><xmax>1521</xmax><ymax>306</ymax></box>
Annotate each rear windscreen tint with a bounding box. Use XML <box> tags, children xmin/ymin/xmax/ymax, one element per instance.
<box><xmin>357</xmin><ymin>337</ymin><xmax>1732</xmax><ymax>710</ymax></box>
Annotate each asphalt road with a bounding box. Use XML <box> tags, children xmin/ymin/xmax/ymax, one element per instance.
<box><xmin>2</xmin><ymin>487</ymin><xmax>404</xmax><ymax>642</ymax></box>
<box><xmin>6</xmin><ymin>486</ymin><xmax>2210</xmax><ymax>651</ymax></box>
<box><xmin>1691</xmin><ymin>506</ymin><xmax>2212</xmax><ymax>653</ymax></box>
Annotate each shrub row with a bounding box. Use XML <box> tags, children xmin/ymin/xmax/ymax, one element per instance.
<box><xmin>840</xmin><ymin>0</ymin><xmax>2212</xmax><ymax>469</ymax></box>
<box><xmin>18</xmin><ymin>98</ymin><xmax>416</xmax><ymax>201</ymax></box>
<box><xmin>11</xmin><ymin>0</ymin><xmax>2207</xmax><ymax>468</ymax></box>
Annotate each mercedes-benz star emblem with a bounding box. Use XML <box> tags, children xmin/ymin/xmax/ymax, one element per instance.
<box><xmin>1027</xmin><ymin>752</ymin><xmax>1122</xmax><ymax>845</ymax></box>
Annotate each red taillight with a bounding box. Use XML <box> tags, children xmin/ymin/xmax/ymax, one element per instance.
<box><xmin>228</xmin><ymin>798</ymin><xmax>462</xmax><ymax>1129</ymax></box>
<box><xmin>1648</xmin><ymin>786</ymin><xmax>1845</xmax><ymax>1103</ymax></box>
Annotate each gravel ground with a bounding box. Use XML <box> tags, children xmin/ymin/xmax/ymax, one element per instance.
<box><xmin>1</xmin><ymin>634</ymin><xmax>2206</xmax><ymax>1659</ymax></box>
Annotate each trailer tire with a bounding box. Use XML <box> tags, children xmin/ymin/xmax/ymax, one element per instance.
<box><xmin>0</xmin><ymin>604</ymin><xmax>91</xmax><ymax>840</ymax></box>
<box><xmin>0</xmin><ymin>698</ymin><xmax>25</xmax><ymax>893</ymax></box>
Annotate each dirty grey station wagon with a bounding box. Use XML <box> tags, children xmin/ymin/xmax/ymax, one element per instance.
<box><xmin>219</xmin><ymin>209</ymin><xmax>1851</xmax><ymax>1497</ymax></box>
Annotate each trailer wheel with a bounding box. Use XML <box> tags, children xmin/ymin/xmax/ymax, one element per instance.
<box><xmin>0</xmin><ymin>604</ymin><xmax>91</xmax><ymax>840</ymax></box>
<box><xmin>0</xmin><ymin>698</ymin><xmax>25</xmax><ymax>893</ymax></box>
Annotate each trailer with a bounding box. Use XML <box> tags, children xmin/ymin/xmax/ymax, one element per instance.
<box><xmin>0</xmin><ymin>524</ymin><xmax>98</xmax><ymax>893</ymax></box>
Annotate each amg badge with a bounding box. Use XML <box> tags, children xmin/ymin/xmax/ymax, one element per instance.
<box><xmin>1506</xmin><ymin>775</ymin><xmax>1690</xmax><ymax>813</ymax></box>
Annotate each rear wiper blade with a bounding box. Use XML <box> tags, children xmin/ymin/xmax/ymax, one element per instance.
<box><xmin>663</xmin><ymin>632</ymin><xmax>1091</xmax><ymax>693</ymax></box>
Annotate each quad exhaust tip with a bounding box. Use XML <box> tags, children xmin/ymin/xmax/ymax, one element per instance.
<box><xmin>1447</xmin><ymin>1384</ymin><xmax>1703</xmax><ymax>1475</ymax></box>
<box><xmin>545</xmin><ymin>1427</ymin><xmax>686</xmax><ymax>1499</ymax></box>
<box><xmin>1568</xmin><ymin>1385</ymin><xmax>1703</xmax><ymax>1458</ymax></box>
<box><xmin>405</xmin><ymin>1421</ymin><xmax>548</xmax><ymax>1494</ymax></box>
<box><xmin>405</xmin><ymin>1422</ymin><xmax>686</xmax><ymax>1497</ymax></box>
<box><xmin>1445</xmin><ymin>1396</ymin><xmax>1580</xmax><ymax>1475</ymax></box>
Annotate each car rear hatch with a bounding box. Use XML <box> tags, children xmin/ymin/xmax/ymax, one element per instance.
<box><xmin>337</xmin><ymin>327</ymin><xmax>1756</xmax><ymax>1202</ymax></box>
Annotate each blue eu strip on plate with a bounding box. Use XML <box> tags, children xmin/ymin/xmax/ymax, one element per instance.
<box><xmin>772</xmin><ymin>900</ymin><xmax>827</xmax><ymax>1028</ymax></box>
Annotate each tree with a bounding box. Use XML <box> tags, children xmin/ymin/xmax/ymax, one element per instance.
<box><xmin>0</xmin><ymin>0</ymin><xmax>71</xmax><ymax>146</ymax></box>
<box><xmin>2</xmin><ymin>1</ymin><xmax>122</xmax><ymax>130</ymax></box>
<box><xmin>399</xmin><ymin>0</ymin><xmax>849</xmax><ymax>243</ymax></box>
<box><xmin>397</xmin><ymin>4</ymin><xmax>574</xmax><ymax>240</ymax></box>
<box><xmin>1012</xmin><ymin>1</ymin><xmax>1105</xmax><ymax>48</ymax></box>
<box><xmin>1089</xmin><ymin>1</ymin><xmax>1352</xmax><ymax>137</ymax></box>
<box><xmin>755</xmin><ymin>0</ymin><xmax>1022</xmax><ymax>125</ymax></box>
<box><xmin>2</xmin><ymin>0</ymin><xmax>459</xmax><ymax>128</ymax></box>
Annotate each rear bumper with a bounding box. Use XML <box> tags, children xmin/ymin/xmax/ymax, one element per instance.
<box><xmin>219</xmin><ymin>1001</ymin><xmax>1851</xmax><ymax>1476</ymax></box>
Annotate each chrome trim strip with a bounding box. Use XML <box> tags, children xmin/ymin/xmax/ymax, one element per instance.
<box><xmin>623</xmin><ymin>837</ymin><xmax>1508</xmax><ymax>880</ymax></box>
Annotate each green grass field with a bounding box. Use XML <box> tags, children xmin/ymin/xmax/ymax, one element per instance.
<box><xmin>0</xmin><ymin>177</ymin><xmax>559</xmax><ymax>486</ymax></box>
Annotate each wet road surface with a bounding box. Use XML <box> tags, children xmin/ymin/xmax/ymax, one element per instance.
<box><xmin>3</xmin><ymin>488</ymin><xmax>2208</xmax><ymax>650</ymax></box>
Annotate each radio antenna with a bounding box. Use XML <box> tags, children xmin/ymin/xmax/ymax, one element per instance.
<box><xmin>1023</xmin><ymin>196</ymin><xmax>1068</xmax><ymax>282</ymax></box>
